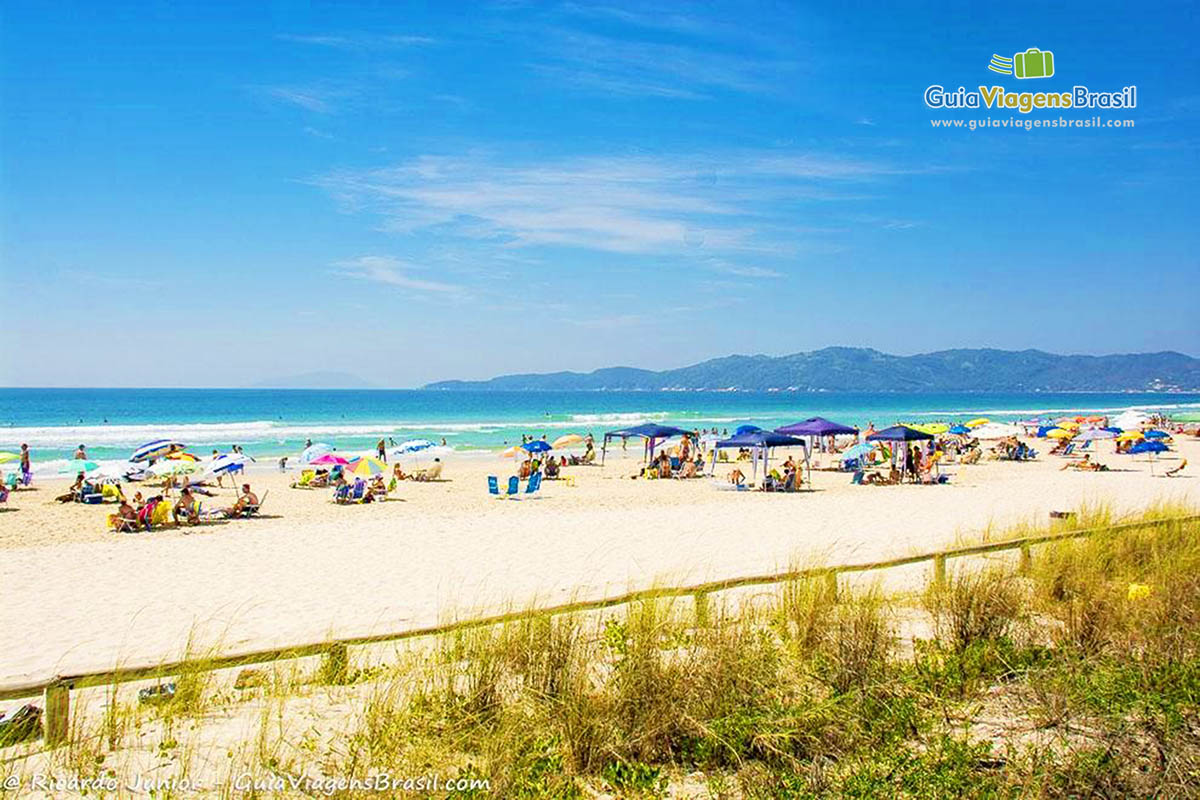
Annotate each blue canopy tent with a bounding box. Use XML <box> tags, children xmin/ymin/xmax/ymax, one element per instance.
<box><xmin>713</xmin><ymin>430</ymin><xmax>808</xmax><ymax>485</ymax></box>
<box><xmin>602</xmin><ymin>423</ymin><xmax>695</xmax><ymax>465</ymax></box>
<box><xmin>866</xmin><ymin>425</ymin><xmax>934</xmax><ymax>481</ymax></box>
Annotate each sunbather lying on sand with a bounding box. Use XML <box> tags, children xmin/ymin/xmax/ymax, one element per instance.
<box><xmin>1061</xmin><ymin>455</ymin><xmax>1109</xmax><ymax>472</ymax></box>
<box><xmin>1163</xmin><ymin>459</ymin><xmax>1187</xmax><ymax>477</ymax></box>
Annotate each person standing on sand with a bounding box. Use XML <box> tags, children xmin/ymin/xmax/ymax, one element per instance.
<box><xmin>377</xmin><ymin>439</ymin><xmax>387</xmax><ymax>463</ymax></box>
<box><xmin>20</xmin><ymin>444</ymin><xmax>31</xmax><ymax>484</ymax></box>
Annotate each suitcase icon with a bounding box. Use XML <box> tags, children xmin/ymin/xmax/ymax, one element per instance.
<box><xmin>1013</xmin><ymin>48</ymin><xmax>1054</xmax><ymax>79</ymax></box>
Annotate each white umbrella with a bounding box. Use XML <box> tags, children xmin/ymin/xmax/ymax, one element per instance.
<box><xmin>300</xmin><ymin>443</ymin><xmax>332</xmax><ymax>464</ymax></box>
<box><xmin>206</xmin><ymin>453</ymin><xmax>250</xmax><ymax>477</ymax></box>
<box><xmin>967</xmin><ymin>423</ymin><xmax>1020</xmax><ymax>439</ymax></box>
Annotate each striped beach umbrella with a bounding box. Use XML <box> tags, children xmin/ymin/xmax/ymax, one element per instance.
<box><xmin>207</xmin><ymin>453</ymin><xmax>250</xmax><ymax>476</ymax></box>
<box><xmin>346</xmin><ymin>456</ymin><xmax>387</xmax><ymax>477</ymax></box>
<box><xmin>131</xmin><ymin>439</ymin><xmax>184</xmax><ymax>463</ymax></box>
<box><xmin>395</xmin><ymin>439</ymin><xmax>435</xmax><ymax>454</ymax></box>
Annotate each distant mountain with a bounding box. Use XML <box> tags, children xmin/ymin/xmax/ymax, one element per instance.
<box><xmin>250</xmin><ymin>371</ymin><xmax>375</xmax><ymax>389</ymax></box>
<box><xmin>424</xmin><ymin>348</ymin><xmax>1200</xmax><ymax>392</ymax></box>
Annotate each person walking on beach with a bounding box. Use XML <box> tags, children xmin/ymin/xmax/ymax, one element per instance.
<box><xmin>19</xmin><ymin>444</ymin><xmax>31</xmax><ymax>485</ymax></box>
<box><xmin>377</xmin><ymin>439</ymin><xmax>387</xmax><ymax>463</ymax></box>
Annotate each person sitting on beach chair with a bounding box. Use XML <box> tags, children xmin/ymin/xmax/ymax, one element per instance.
<box><xmin>1163</xmin><ymin>458</ymin><xmax>1188</xmax><ymax>477</ymax></box>
<box><xmin>544</xmin><ymin>456</ymin><xmax>561</xmax><ymax>479</ymax></box>
<box><xmin>110</xmin><ymin>498</ymin><xmax>138</xmax><ymax>533</ymax></box>
<box><xmin>173</xmin><ymin>487</ymin><xmax>200</xmax><ymax>525</ymax></box>
<box><xmin>228</xmin><ymin>484</ymin><xmax>260</xmax><ymax>517</ymax></box>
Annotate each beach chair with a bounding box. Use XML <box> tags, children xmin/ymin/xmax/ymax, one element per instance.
<box><xmin>0</xmin><ymin>488</ymin><xmax>8</xmax><ymax>505</ymax></box>
<box><xmin>292</xmin><ymin>470</ymin><xmax>315</xmax><ymax>489</ymax></box>
<box><xmin>522</xmin><ymin>471</ymin><xmax>543</xmax><ymax>498</ymax></box>
<box><xmin>487</xmin><ymin>476</ymin><xmax>500</xmax><ymax>497</ymax></box>
<box><xmin>505</xmin><ymin>475</ymin><xmax>520</xmax><ymax>497</ymax></box>
<box><xmin>239</xmin><ymin>490</ymin><xmax>266</xmax><ymax>516</ymax></box>
<box><xmin>333</xmin><ymin>484</ymin><xmax>351</xmax><ymax>503</ymax></box>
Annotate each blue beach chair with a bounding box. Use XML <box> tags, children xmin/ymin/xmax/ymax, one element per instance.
<box><xmin>506</xmin><ymin>476</ymin><xmax>520</xmax><ymax>497</ymax></box>
<box><xmin>524</xmin><ymin>471</ymin><xmax>542</xmax><ymax>497</ymax></box>
<box><xmin>488</xmin><ymin>476</ymin><xmax>500</xmax><ymax>496</ymax></box>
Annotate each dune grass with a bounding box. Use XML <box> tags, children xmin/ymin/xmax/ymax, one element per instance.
<box><xmin>4</xmin><ymin>505</ymin><xmax>1199</xmax><ymax>797</ymax></box>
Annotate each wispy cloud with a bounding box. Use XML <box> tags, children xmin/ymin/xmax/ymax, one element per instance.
<box><xmin>318</xmin><ymin>151</ymin><xmax>902</xmax><ymax>257</ymax></box>
<box><xmin>277</xmin><ymin>33</ymin><xmax>435</xmax><ymax>48</ymax></box>
<box><xmin>333</xmin><ymin>255</ymin><xmax>462</xmax><ymax>294</ymax></box>
<box><xmin>259</xmin><ymin>86</ymin><xmax>339</xmax><ymax>113</ymax></box>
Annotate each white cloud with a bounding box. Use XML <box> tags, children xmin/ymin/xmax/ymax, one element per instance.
<box><xmin>333</xmin><ymin>256</ymin><xmax>462</xmax><ymax>294</ymax></box>
<box><xmin>318</xmin><ymin>151</ymin><xmax>898</xmax><ymax>257</ymax></box>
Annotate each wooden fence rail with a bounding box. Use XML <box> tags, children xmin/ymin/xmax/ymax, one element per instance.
<box><xmin>3</xmin><ymin>513</ymin><xmax>1198</xmax><ymax>748</ymax></box>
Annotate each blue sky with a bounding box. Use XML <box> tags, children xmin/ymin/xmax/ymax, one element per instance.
<box><xmin>2</xmin><ymin>0</ymin><xmax>1197</xmax><ymax>387</ymax></box>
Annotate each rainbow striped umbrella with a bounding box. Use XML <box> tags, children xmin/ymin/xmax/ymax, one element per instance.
<box><xmin>346</xmin><ymin>456</ymin><xmax>387</xmax><ymax>477</ymax></box>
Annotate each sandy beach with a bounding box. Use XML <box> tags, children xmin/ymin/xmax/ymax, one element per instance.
<box><xmin>1</xmin><ymin>439</ymin><xmax>1195</xmax><ymax>690</ymax></box>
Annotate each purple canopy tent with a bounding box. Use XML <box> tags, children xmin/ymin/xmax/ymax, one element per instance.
<box><xmin>775</xmin><ymin>416</ymin><xmax>860</xmax><ymax>466</ymax></box>
<box><xmin>601</xmin><ymin>423</ymin><xmax>695</xmax><ymax>465</ymax></box>
<box><xmin>713</xmin><ymin>430</ymin><xmax>808</xmax><ymax>486</ymax></box>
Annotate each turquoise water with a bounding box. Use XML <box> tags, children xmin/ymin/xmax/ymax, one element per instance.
<box><xmin>1</xmin><ymin>388</ymin><xmax>1197</xmax><ymax>471</ymax></box>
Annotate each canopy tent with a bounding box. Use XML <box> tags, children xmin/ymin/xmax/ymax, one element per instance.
<box><xmin>713</xmin><ymin>430</ymin><xmax>808</xmax><ymax>485</ymax></box>
<box><xmin>774</xmin><ymin>417</ymin><xmax>858</xmax><ymax>437</ymax></box>
<box><xmin>866</xmin><ymin>425</ymin><xmax>933</xmax><ymax>481</ymax></box>
<box><xmin>602</xmin><ymin>423</ymin><xmax>694</xmax><ymax>464</ymax></box>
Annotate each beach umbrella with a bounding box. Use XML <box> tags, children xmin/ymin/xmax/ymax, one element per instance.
<box><xmin>310</xmin><ymin>453</ymin><xmax>350</xmax><ymax>466</ymax></box>
<box><xmin>500</xmin><ymin>444</ymin><xmax>522</xmax><ymax>458</ymax></box>
<box><xmin>910</xmin><ymin>422</ymin><xmax>949</xmax><ymax>435</ymax></box>
<box><xmin>0</xmin><ymin>452</ymin><xmax>19</xmax><ymax>464</ymax></box>
<box><xmin>207</xmin><ymin>453</ymin><xmax>250</xmax><ymax>476</ymax></box>
<box><xmin>948</xmin><ymin>425</ymin><xmax>971</xmax><ymax>435</ymax></box>
<box><xmin>968</xmin><ymin>423</ymin><xmax>1021</xmax><ymax>439</ymax></box>
<box><xmin>1115</xmin><ymin>431</ymin><xmax>1144</xmax><ymax>443</ymax></box>
<box><xmin>1129</xmin><ymin>440</ymin><xmax>1168</xmax><ymax>454</ymax></box>
<box><xmin>1171</xmin><ymin>411</ymin><xmax>1200</xmax><ymax>423</ymax></box>
<box><xmin>148</xmin><ymin>459</ymin><xmax>202</xmax><ymax>475</ymax></box>
<box><xmin>965</xmin><ymin>418</ymin><xmax>990</xmax><ymax>428</ymax></box>
<box><xmin>131</xmin><ymin>439</ymin><xmax>184</xmax><ymax>463</ymax></box>
<box><xmin>734</xmin><ymin>424</ymin><xmax>763</xmax><ymax>436</ymax></box>
<box><xmin>300</xmin><ymin>443</ymin><xmax>332</xmax><ymax>463</ymax></box>
<box><xmin>522</xmin><ymin>440</ymin><xmax>552</xmax><ymax>454</ymax></box>
<box><xmin>58</xmin><ymin>460</ymin><xmax>100</xmax><ymax>474</ymax></box>
<box><xmin>552</xmin><ymin>434</ymin><xmax>585</xmax><ymax>449</ymax></box>
<box><xmin>165</xmin><ymin>451</ymin><xmax>200</xmax><ymax>461</ymax></box>
<box><xmin>346</xmin><ymin>456</ymin><xmax>387</xmax><ymax>477</ymax></box>
<box><xmin>1143</xmin><ymin>430</ymin><xmax>1171</xmax><ymax>440</ymax></box>
<box><xmin>841</xmin><ymin>442</ymin><xmax>875</xmax><ymax>461</ymax></box>
<box><xmin>1074</xmin><ymin>428</ymin><xmax>1116</xmax><ymax>441</ymax></box>
<box><xmin>395</xmin><ymin>439</ymin><xmax>435</xmax><ymax>454</ymax></box>
<box><xmin>1045</xmin><ymin>428</ymin><xmax>1074</xmax><ymax>440</ymax></box>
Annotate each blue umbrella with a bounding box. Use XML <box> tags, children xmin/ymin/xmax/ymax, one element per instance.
<box><xmin>522</xmin><ymin>440</ymin><xmax>552</xmax><ymax>453</ymax></box>
<box><xmin>841</xmin><ymin>442</ymin><xmax>875</xmax><ymax>460</ymax></box>
<box><xmin>131</xmin><ymin>439</ymin><xmax>183</xmax><ymax>463</ymax></box>
<box><xmin>866</xmin><ymin>425</ymin><xmax>933</xmax><ymax>442</ymax></box>
<box><xmin>1129</xmin><ymin>440</ymin><xmax>1168</xmax><ymax>454</ymax></box>
<box><xmin>1143</xmin><ymin>430</ymin><xmax>1171</xmax><ymax>440</ymax></box>
<box><xmin>395</xmin><ymin>439</ymin><xmax>434</xmax><ymax>454</ymax></box>
<box><xmin>734</xmin><ymin>424</ymin><xmax>763</xmax><ymax>436</ymax></box>
<box><xmin>949</xmin><ymin>425</ymin><xmax>971</xmax><ymax>435</ymax></box>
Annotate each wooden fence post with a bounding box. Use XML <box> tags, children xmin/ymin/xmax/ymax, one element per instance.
<box><xmin>321</xmin><ymin>644</ymin><xmax>349</xmax><ymax>685</ymax></box>
<box><xmin>933</xmin><ymin>555</ymin><xmax>947</xmax><ymax>590</ymax></box>
<box><xmin>693</xmin><ymin>592</ymin><xmax>710</xmax><ymax>627</ymax></box>
<box><xmin>1019</xmin><ymin>543</ymin><xmax>1032</xmax><ymax>576</ymax></box>
<box><xmin>824</xmin><ymin>570</ymin><xmax>839</xmax><ymax>603</ymax></box>
<box><xmin>43</xmin><ymin>679</ymin><xmax>70</xmax><ymax>747</ymax></box>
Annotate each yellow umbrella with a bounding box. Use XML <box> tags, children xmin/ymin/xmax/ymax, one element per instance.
<box><xmin>911</xmin><ymin>423</ymin><xmax>949</xmax><ymax>435</ymax></box>
<box><xmin>500</xmin><ymin>445</ymin><xmax>522</xmax><ymax>458</ymax></box>
<box><xmin>0</xmin><ymin>452</ymin><xmax>19</xmax><ymax>464</ymax></box>
<box><xmin>346</xmin><ymin>456</ymin><xmax>387</xmax><ymax>477</ymax></box>
<box><xmin>1045</xmin><ymin>428</ymin><xmax>1074</xmax><ymax>439</ymax></box>
<box><xmin>966</xmin><ymin>418</ymin><xmax>989</xmax><ymax>428</ymax></box>
<box><xmin>1056</xmin><ymin>421</ymin><xmax>1080</xmax><ymax>430</ymax></box>
<box><xmin>552</xmin><ymin>434</ymin><xmax>585</xmax><ymax>449</ymax></box>
<box><xmin>1115</xmin><ymin>431</ymin><xmax>1144</xmax><ymax>442</ymax></box>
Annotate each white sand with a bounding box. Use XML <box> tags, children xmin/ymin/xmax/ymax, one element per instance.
<box><xmin>1</xmin><ymin>440</ymin><xmax>1195</xmax><ymax>689</ymax></box>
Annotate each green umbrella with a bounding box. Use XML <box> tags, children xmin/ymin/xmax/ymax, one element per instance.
<box><xmin>1171</xmin><ymin>411</ymin><xmax>1200</xmax><ymax>423</ymax></box>
<box><xmin>0</xmin><ymin>452</ymin><xmax>20</xmax><ymax>464</ymax></box>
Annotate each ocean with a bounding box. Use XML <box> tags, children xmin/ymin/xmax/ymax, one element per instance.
<box><xmin>2</xmin><ymin>388</ymin><xmax>1197</xmax><ymax>473</ymax></box>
